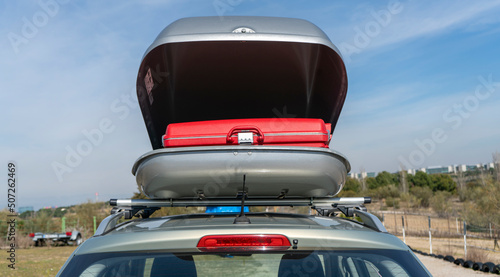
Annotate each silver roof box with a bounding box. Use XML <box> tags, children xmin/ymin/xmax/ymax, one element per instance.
<box><xmin>137</xmin><ymin>16</ymin><xmax>348</xmax><ymax>149</ymax></box>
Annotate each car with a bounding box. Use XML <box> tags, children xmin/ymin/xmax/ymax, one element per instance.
<box><xmin>56</xmin><ymin>197</ymin><xmax>431</xmax><ymax>276</ymax></box>
<box><xmin>57</xmin><ymin>16</ymin><xmax>432</xmax><ymax>276</ymax></box>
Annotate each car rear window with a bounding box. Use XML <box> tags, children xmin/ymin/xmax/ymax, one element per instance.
<box><xmin>59</xmin><ymin>249</ymin><xmax>429</xmax><ymax>277</ymax></box>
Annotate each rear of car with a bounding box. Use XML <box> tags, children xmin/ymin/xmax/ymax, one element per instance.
<box><xmin>57</xmin><ymin>213</ymin><xmax>431</xmax><ymax>276</ymax></box>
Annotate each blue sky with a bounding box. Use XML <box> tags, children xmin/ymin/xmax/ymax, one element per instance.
<box><xmin>1</xmin><ymin>0</ymin><xmax>500</xmax><ymax>210</ymax></box>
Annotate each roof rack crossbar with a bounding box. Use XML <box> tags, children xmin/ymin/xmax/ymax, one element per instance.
<box><xmin>98</xmin><ymin>197</ymin><xmax>385</xmax><ymax>234</ymax></box>
<box><xmin>110</xmin><ymin>197</ymin><xmax>371</xmax><ymax>209</ymax></box>
<box><xmin>108</xmin><ymin>197</ymin><xmax>371</xmax><ymax>220</ymax></box>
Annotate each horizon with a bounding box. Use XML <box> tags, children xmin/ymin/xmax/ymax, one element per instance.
<box><xmin>1</xmin><ymin>1</ymin><xmax>500</xmax><ymax>210</ymax></box>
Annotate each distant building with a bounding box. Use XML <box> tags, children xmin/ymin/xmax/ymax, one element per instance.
<box><xmin>406</xmin><ymin>169</ymin><xmax>416</xmax><ymax>175</ymax></box>
<box><xmin>348</xmin><ymin>172</ymin><xmax>376</xmax><ymax>180</ymax></box>
<box><xmin>350</xmin><ymin>160</ymin><xmax>496</xmax><ymax>179</ymax></box>
<box><xmin>466</xmin><ymin>165</ymin><xmax>479</xmax><ymax>171</ymax></box>
<box><xmin>18</xmin><ymin>206</ymin><xmax>34</xmax><ymax>214</ymax></box>
<box><xmin>455</xmin><ymin>164</ymin><xmax>467</xmax><ymax>172</ymax></box>
<box><xmin>426</xmin><ymin>166</ymin><xmax>453</xmax><ymax>174</ymax></box>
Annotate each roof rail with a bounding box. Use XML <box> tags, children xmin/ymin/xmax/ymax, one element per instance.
<box><xmin>353</xmin><ymin>209</ymin><xmax>388</xmax><ymax>233</ymax></box>
<box><xmin>94</xmin><ymin>209</ymin><xmax>128</xmax><ymax>236</ymax></box>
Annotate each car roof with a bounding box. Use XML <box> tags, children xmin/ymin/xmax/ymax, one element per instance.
<box><xmin>74</xmin><ymin>212</ymin><xmax>408</xmax><ymax>255</ymax></box>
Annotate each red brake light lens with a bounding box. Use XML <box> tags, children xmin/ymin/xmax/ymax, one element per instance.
<box><xmin>197</xmin><ymin>234</ymin><xmax>291</xmax><ymax>251</ymax></box>
<box><xmin>66</xmin><ymin>232</ymin><xmax>72</xmax><ymax>236</ymax></box>
<box><xmin>29</xmin><ymin>233</ymin><xmax>35</xmax><ymax>238</ymax></box>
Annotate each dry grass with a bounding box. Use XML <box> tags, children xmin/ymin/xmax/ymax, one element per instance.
<box><xmin>379</xmin><ymin>213</ymin><xmax>464</xmax><ymax>236</ymax></box>
<box><xmin>466</xmin><ymin>247</ymin><xmax>490</xmax><ymax>262</ymax></box>
<box><xmin>0</xmin><ymin>246</ymin><xmax>75</xmax><ymax>277</ymax></box>
<box><xmin>399</xmin><ymin>236</ymin><xmax>500</xmax><ymax>264</ymax></box>
<box><xmin>15</xmin><ymin>235</ymin><xmax>35</xmax><ymax>249</ymax></box>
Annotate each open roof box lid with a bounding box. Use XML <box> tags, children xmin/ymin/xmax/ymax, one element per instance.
<box><xmin>137</xmin><ymin>16</ymin><xmax>348</xmax><ymax>149</ymax></box>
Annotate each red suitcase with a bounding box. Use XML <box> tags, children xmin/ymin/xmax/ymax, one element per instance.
<box><xmin>162</xmin><ymin>118</ymin><xmax>331</xmax><ymax>148</ymax></box>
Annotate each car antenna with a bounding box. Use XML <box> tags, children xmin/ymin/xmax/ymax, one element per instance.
<box><xmin>234</xmin><ymin>174</ymin><xmax>251</xmax><ymax>224</ymax></box>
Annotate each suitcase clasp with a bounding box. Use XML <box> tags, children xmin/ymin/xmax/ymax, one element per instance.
<box><xmin>238</xmin><ymin>132</ymin><xmax>253</xmax><ymax>144</ymax></box>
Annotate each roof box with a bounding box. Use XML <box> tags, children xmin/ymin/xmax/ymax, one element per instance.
<box><xmin>133</xmin><ymin>146</ymin><xmax>350</xmax><ymax>199</ymax></box>
<box><xmin>137</xmin><ymin>16</ymin><xmax>348</xmax><ymax>149</ymax></box>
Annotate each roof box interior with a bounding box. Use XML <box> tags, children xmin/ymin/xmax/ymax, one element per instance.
<box><xmin>137</xmin><ymin>16</ymin><xmax>348</xmax><ymax>149</ymax></box>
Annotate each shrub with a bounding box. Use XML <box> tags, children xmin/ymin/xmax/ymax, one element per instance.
<box><xmin>399</xmin><ymin>193</ymin><xmax>421</xmax><ymax>209</ymax></box>
<box><xmin>16</xmin><ymin>234</ymin><xmax>35</xmax><ymax>249</ymax></box>
<box><xmin>410</xmin><ymin>186</ymin><xmax>433</xmax><ymax>208</ymax></box>
<box><xmin>466</xmin><ymin>247</ymin><xmax>489</xmax><ymax>262</ymax></box>
<box><xmin>430</xmin><ymin>191</ymin><xmax>452</xmax><ymax>217</ymax></box>
<box><xmin>375</xmin><ymin>185</ymin><xmax>400</xmax><ymax>199</ymax></box>
<box><xmin>461</xmin><ymin>180</ymin><xmax>500</xmax><ymax>227</ymax></box>
<box><xmin>337</xmin><ymin>190</ymin><xmax>358</xmax><ymax>197</ymax></box>
<box><xmin>385</xmin><ymin>197</ymin><xmax>400</xmax><ymax>209</ymax></box>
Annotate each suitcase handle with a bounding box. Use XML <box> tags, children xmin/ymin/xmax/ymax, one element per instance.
<box><xmin>226</xmin><ymin>126</ymin><xmax>264</xmax><ymax>144</ymax></box>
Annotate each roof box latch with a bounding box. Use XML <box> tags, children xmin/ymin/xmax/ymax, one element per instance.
<box><xmin>232</xmin><ymin>27</ymin><xmax>255</xmax><ymax>34</ymax></box>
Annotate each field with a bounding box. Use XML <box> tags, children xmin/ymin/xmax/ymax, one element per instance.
<box><xmin>0</xmin><ymin>246</ymin><xmax>75</xmax><ymax>277</ymax></box>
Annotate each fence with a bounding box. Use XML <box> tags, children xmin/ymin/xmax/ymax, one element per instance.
<box><xmin>372</xmin><ymin>211</ymin><xmax>500</xmax><ymax>263</ymax></box>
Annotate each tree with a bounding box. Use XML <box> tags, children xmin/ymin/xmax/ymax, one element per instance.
<box><xmin>493</xmin><ymin>151</ymin><xmax>500</xmax><ymax>181</ymax></box>
<box><xmin>366</xmin><ymin>177</ymin><xmax>378</xmax><ymax>190</ymax></box>
<box><xmin>359</xmin><ymin>167</ymin><xmax>367</xmax><ymax>191</ymax></box>
<box><xmin>430</xmin><ymin>174</ymin><xmax>456</xmax><ymax>192</ymax></box>
<box><xmin>343</xmin><ymin>177</ymin><xmax>360</xmax><ymax>192</ymax></box>
<box><xmin>412</xmin><ymin>171</ymin><xmax>432</xmax><ymax>188</ymax></box>
<box><xmin>375</xmin><ymin>171</ymin><xmax>395</xmax><ymax>188</ymax></box>
<box><xmin>399</xmin><ymin>163</ymin><xmax>408</xmax><ymax>193</ymax></box>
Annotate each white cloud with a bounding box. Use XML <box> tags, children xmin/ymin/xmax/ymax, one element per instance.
<box><xmin>330</xmin><ymin>0</ymin><xmax>500</xmax><ymax>66</ymax></box>
<box><xmin>334</xmin><ymin>76</ymin><xmax>500</xmax><ymax>173</ymax></box>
